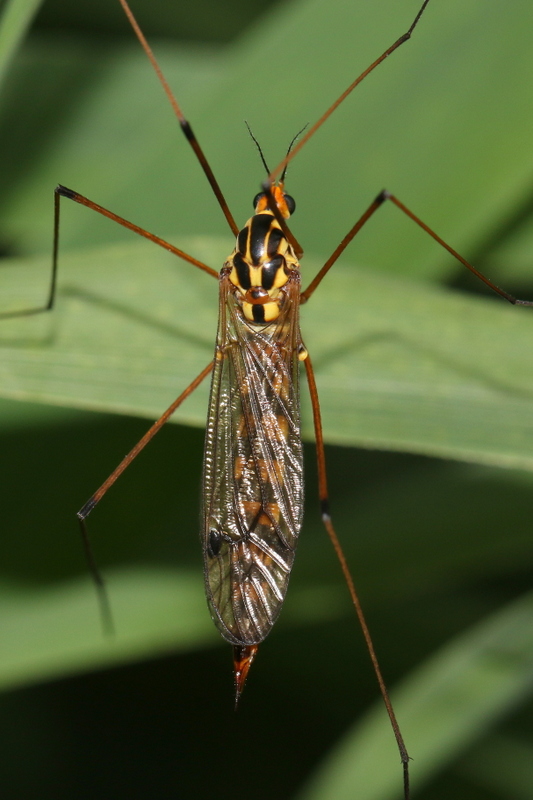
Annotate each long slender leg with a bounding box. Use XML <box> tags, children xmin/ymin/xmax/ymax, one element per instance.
<box><xmin>0</xmin><ymin>197</ymin><xmax>60</xmax><ymax>319</ymax></box>
<box><xmin>301</xmin><ymin>192</ymin><xmax>385</xmax><ymax>302</ymax></box>
<box><xmin>2</xmin><ymin>185</ymin><xmax>218</xmax><ymax>321</ymax></box>
<box><xmin>266</xmin><ymin>0</ymin><xmax>432</xmax><ymax>186</ymax></box>
<box><xmin>261</xmin><ymin>0</ymin><xmax>432</xmax><ymax>262</ymax></box>
<box><xmin>302</xmin><ymin>189</ymin><xmax>533</xmax><ymax>306</ymax></box>
<box><xmin>303</xmin><ymin>352</ymin><xmax>411</xmax><ymax>800</ymax></box>
<box><xmin>118</xmin><ymin>0</ymin><xmax>239</xmax><ymax>236</ymax></box>
<box><xmin>55</xmin><ymin>185</ymin><xmax>219</xmax><ymax>279</ymax></box>
<box><xmin>78</xmin><ymin>360</ymin><xmax>214</xmax><ymax>633</ymax></box>
<box><xmin>386</xmin><ymin>192</ymin><xmax>533</xmax><ymax>305</ymax></box>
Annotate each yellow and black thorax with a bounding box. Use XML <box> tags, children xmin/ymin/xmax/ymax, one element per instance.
<box><xmin>226</xmin><ymin>186</ymin><xmax>300</xmax><ymax>324</ymax></box>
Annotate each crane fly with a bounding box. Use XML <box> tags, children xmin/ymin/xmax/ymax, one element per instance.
<box><xmin>33</xmin><ymin>1</ymin><xmax>533</xmax><ymax>798</ymax></box>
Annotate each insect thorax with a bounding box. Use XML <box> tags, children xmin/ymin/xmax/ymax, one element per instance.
<box><xmin>226</xmin><ymin>211</ymin><xmax>300</xmax><ymax>324</ymax></box>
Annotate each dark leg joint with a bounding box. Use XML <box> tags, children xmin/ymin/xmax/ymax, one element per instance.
<box><xmin>78</xmin><ymin>497</ymin><xmax>97</xmax><ymax>520</ymax></box>
<box><xmin>375</xmin><ymin>189</ymin><xmax>391</xmax><ymax>205</ymax></box>
<box><xmin>180</xmin><ymin>119</ymin><xmax>194</xmax><ymax>141</ymax></box>
<box><xmin>56</xmin><ymin>184</ymin><xmax>77</xmax><ymax>200</ymax></box>
<box><xmin>320</xmin><ymin>497</ymin><xmax>331</xmax><ymax>521</ymax></box>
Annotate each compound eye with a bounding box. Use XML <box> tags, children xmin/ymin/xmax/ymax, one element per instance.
<box><xmin>253</xmin><ymin>192</ymin><xmax>265</xmax><ymax>209</ymax></box>
<box><xmin>284</xmin><ymin>194</ymin><xmax>296</xmax><ymax>215</ymax></box>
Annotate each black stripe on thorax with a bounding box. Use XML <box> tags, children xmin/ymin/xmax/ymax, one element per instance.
<box><xmin>233</xmin><ymin>252</ymin><xmax>251</xmax><ymax>290</ymax></box>
<box><xmin>267</xmin><ymin>226</ymin><xmax>284</xmax><ymax>258</ymax></box>
<box><xmin>250</xmin><ymin>214</ymin><xmax>276</xmax><ymax>265</ymax></box>
<box><xmin>262</xmin><ymin>255</ymin><xmax>284</xmax><ymax>290</ymax></box>
<box><xmin>237</xmin><ymin>226</ymin><xmax>248</xmax><ymax>255</ymax></box>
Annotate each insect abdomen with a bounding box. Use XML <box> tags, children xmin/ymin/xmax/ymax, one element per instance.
<box><xmin>202</xmin><ymin>274</ymin><xmax>303</xmax><ymax>646</ymax></box>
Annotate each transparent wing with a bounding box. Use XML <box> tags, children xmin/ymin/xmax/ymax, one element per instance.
<box><xmin>202</xmin><ymin>272</ymin><xmax>303</xmax><ymax>646</ymax></box>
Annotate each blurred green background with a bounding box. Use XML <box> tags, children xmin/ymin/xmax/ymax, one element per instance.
<box><xmin>1</xmin><ymin>0</ymin><xmax>533</xmax><ymax>798</ymax></box>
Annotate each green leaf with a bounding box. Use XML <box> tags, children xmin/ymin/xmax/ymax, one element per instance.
<box><xmin>0</xmin><ymin>0</ymin><xmax>43</xmax><ymax>89</ymax></box>
<box><xmin>0</xmin><ymin>37</ymin><xmax>228</xmax><ymax>253</ymax></box>
<box><xmin>2</xmin><ymin>2</ymin><xmax>533</xmax><ymax>797</ymax></box>
<box><xmin>456</xmin><ymin>733</ymin><xmax>533</xmax><ymax>799</ymax></box>
<box><xmin>1</xmin><ymin>237</ymin><xmax>533</xmax><ymax>469</ymax></box>
<box><xmin>3</xmin><ymin>0</ymin><xmax>533</xmax><ymax>287</ymax></box>
<box><xmin>298</xmin><ymin>590</ymin><xmax>533</xmax><ymax>800</ymax></box>
<box><xmin>0</xmin><ymin>568</ymin><xmax>213</xmax><ymax>690</ymax></box>
<box><xmin>0</xmin><ymin>564</ymin><xmax>348</xmax><ymax>691</ymax></box>
<box><xmin>485</xmin><ymin>215</ymin><xmax>533</xmax><ymax>284</ymax></box>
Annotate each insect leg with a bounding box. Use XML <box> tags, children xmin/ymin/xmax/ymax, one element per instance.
<box><xmin>302</xmin><ymin>189</ymin><xmax>533</xmax><ymax>306</ymax></box>
<box><xmin>3</xmin><ymin>184</ymin><xmax>219</xmax><ymax>321</ymax></box>
<box><xmin>384</xmin><ymin>192</ymin><xmax>533</xmax><ymax>305</ymax></box>
<box><xmin>54</xmin><ymin>185</ymin><xmax>219</xmax><ymax>279</ymax></box>
<box><xmin>303</xmin><ymin>351</ymin><xmax>411</xmax><ymax>800</ymax></box>
<box><xmin>0</xmin><ymin>194</ymin><xmax>61</xmax><ymax>319</ymax></box>
<box><xmin>266</xmin><ymin>0</ymin><xmax>432</xmax><ymax>187</ymax></box>
<box><xmin>260</xmin><ymin>0</ymin><xmax>433</xmax><ymax>260</ymax></box>
<box><xmin>301</xmin><ymin>191</ymin><xmax>387</xmax><ymax>301</ymax></box>
<box><xmin>78</xmin><ymin>360</ymin><xmax>214</xmax><ymax>634</ymax></box>
<box><xmin>118</xmin><ymin>0</ymin><xmax>239</xmax><ymax>236</ymax></box>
